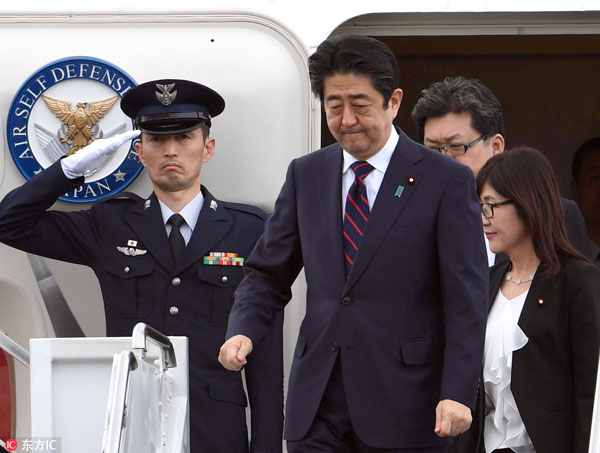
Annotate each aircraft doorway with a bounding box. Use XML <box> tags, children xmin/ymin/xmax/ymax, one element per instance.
<box><xmin>324</xmin><ymin>12</ymin><xmax>600</xmax><ymax>198</ymax></box>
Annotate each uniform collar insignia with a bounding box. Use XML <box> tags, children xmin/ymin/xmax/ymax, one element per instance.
<box><xmin>144</xmin><ymin>199</ymin><xmax>151</xmax><ymax>210</ymax></box>
<box><xmin>155</xmin><ymin>83</ymin><xmax>177</xmax><ymax>106</ymax></box>
<box><xmin>210</xmin><ymin>200</ymin><xmax>218</xmax><ymax>211</ymax></box>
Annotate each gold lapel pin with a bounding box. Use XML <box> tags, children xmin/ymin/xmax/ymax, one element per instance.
<box><xmin>408</xmin><ymin>177</ymin><xmax>415</xmax><ymax>184</ymax></box>
<box><xmin>537</xmin><ymin>298</ymin><xmax>544</xmax><ymax>305</ymax></box>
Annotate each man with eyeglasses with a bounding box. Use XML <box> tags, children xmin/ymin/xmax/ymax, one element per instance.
<box><xmin>411</xmin><ymin>76</ymin><xmax>591</xmax><ymax>265</ymax></box>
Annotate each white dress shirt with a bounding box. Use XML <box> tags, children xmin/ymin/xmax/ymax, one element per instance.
<box><xmin>159</xmin><ymin>191</ymin><xmax>204</xmax><ymax>245</ymax></box>
<box><xmin>484</xmin><ymin>288</ymin><xmax>535</xmax><ymax>453</ymax></box>
<box><xmin>342</xmin><ymin>127</ymin><xmax>399</xmax><ymax>217</ymax></box>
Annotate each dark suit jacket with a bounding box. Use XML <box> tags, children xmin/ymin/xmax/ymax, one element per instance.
<box><xmin>459</xmin><ymin>258</ymin><xmax>600</xmax><ymax>453</ymax></box>
<box><xmin>0</xmin><ymin>161</ymin><xmax>284</xmax><ymax>453</ymax></box>
<box><xmin>227</xmin><ymin>128</ymin><xmax>489</xmax><ymax>449</ymax></box>
<box><xmin>562</xmin><ymin>198</ymin><xmax>594</xmax><ymax>259</ymax></box>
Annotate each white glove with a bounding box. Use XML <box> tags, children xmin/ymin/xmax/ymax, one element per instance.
<box><xmin>60</xmin><ymin>129</ymin><xmax>141</xmax><ymax>179</ymax></box>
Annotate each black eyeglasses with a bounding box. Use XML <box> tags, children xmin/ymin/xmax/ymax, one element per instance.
<box><xmin>428</xmin><ymin>135</ymin><xmax>488</xmax><ymax>157</ymax></box>
<box><xmin>480</xmin><ymin>200</ymin><xmax>513</xmax><ymax>218</ymax></box>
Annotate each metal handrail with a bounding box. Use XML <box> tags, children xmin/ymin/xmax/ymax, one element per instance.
<box><xmin>131</xmin><ymin>323</ymin><xmax>176</xmax><ymax>370</ymax></box>
<box><xmin>102</xmin><ymin>350</ymin><xmax>138</xmax><ymax>453</ymax></box>
<box><xmin>0</xmin><ymin>330</ymin><xmax>29</xmax><ymax>367</ymax></box>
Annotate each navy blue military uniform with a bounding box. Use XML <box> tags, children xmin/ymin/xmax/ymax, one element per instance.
<box><xmin>0</xmin><ymin>162</ymin><xmax>284</xmax><ymax>452</ymax></box>
<box><xmin>0</xmin><ymin>79</ymin><xmax>284</xmax><ymax>452</ymax></box>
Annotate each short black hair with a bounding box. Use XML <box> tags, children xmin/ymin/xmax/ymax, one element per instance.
<box><xmin>572</xmin><ymin>137</ymin><xmax>600</xmax><ymax>183</ymax></box>
<box><xmin>411</xmin><ymin>76</ymin><xmax>504</xmax><ymax>142</ymax></box>
<box><xmin>308</xmin><ymin>35</ymin><xmax>399</xmax><ymax>108</ymax></box>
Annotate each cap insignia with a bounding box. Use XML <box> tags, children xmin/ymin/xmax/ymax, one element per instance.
<box><xmin>155</xmin><ymin>83</ymin><xmax>177</xmax><ymax>106</ymax></box>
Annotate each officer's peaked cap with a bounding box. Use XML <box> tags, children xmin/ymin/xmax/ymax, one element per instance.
<box><xmin>121</xmin><ymin>79</ymin><xmax>225</xmax><ymax>134</ymax></box>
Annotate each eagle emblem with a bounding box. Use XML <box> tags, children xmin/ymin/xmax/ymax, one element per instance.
<box><xmin>155</xmin><ymin>83</ymin><xmax>177</xmax><ymax>106</ymax></box>
<box><xmin>41</xmin><ymin>95</ymin><xmax>119</xmax><ymax>154</ymax></box>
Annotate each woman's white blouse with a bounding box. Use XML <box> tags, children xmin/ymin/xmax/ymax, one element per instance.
<box><xmin>483</xmin><ymin>289</ymin><xmax>535</xmax><ymax>453</ymax></box>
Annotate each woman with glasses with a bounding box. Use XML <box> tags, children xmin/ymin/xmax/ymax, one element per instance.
<box><xmin>460</xmin><ymin>146</ymin><xmax>600</xmax><ymax>453</ymax></box>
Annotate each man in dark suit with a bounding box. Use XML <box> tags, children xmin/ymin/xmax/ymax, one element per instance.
<box><xmin>219</xmin><ymin>36</ymin><xmax>488</xmax><ymax>452</ymax></box>
<box><xmin>0</xmin><ymin>79</ymin><xmax>283</xmax><ymax>453</ymax></box>
<box><xmin>411</xmin><ymin>76</ymin><xmax>592</xmax><ymax>265</ymax></box>
<box><xmin>572</xmin><ymin>137</ymin><xmax>600</xmax><ymax>267</ymax></box>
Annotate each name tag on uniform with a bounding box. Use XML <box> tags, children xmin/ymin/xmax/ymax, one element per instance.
<box><xmin>203</xmin><ymin>252</ymin><xmax>244</xmax><ymax>266</ymax></box>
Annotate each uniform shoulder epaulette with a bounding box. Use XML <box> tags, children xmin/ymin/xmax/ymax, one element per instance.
<box><xmin>221</xmin><ymin>201</ymin><xmax>267</xmax><ymax>220</ymax></box>
<box><xmin>96</xmin><ymin>191</ymin><xmax>144</xmax><ymax>204</ymax></box>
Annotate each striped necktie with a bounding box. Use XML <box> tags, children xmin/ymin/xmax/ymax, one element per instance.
<box><xmin>343</xmin><ymin>161</ymin><xmax>374</xmax><ymax>279</ymax></box>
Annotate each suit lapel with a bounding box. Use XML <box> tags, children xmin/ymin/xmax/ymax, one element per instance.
<box><xmin>182</xmin><ymin>186</ymin><xmax>232</xmax><ymax>271</ymax></box>
<box><xmin>319</xmin><ymin>146</ymin><xmax>346</xmax><ymax>285</ymax></box>
<box><xmin>511</xmin><ymin>264</ymin><xmax>550</xmax><ymax>422</ymax></box>
<box><xmin>517</xmin><ymin>264</ymin><xmax>551</xmax><ymax>332</ymax></box>
<box><xmin>126</xmin><ymin>193</ymin><xmax>175</xmax><ymax>271</ymax></box>
<box><xmin>344</xmin><ymin>130</ymin><xmax>424</xmax><ymax>291</ymax></box>
<box><xmin>489</xmin><ymin>261</ymin><xmax>549</xmax><ymax>328</ymax></box>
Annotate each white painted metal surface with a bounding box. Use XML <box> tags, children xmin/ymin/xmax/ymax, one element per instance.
<box><xmin>30</xmin><ymin>335</ymin><xmax>188</xmax><ymax>453</ymax></box>
<box><xmin>103</xmin><ymin>324</ymin><xmax>188</xmax><ymax>453</ymax></box>
<box><xmin>2</xmin><ymin>1</ymin><xmax>600</xmax><ymax>50</ymax></box>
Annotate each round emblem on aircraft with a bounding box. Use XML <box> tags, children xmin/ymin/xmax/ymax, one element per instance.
<box><xmin>6</xmin><ymin>57</ymin><xmax>141</xmax><ymax>203</ymax></box>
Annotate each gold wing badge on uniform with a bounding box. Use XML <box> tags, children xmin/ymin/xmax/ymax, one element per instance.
<box><xmin>41</xmin><ymin>95</ymin><xmax>119</xmax><ymax>155</ymax></box>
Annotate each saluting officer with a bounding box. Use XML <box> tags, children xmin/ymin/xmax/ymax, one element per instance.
<box><xmin>0</xmin><ymin>79</ymin><xmax>284</xmax><ymax>453</ymax></box>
